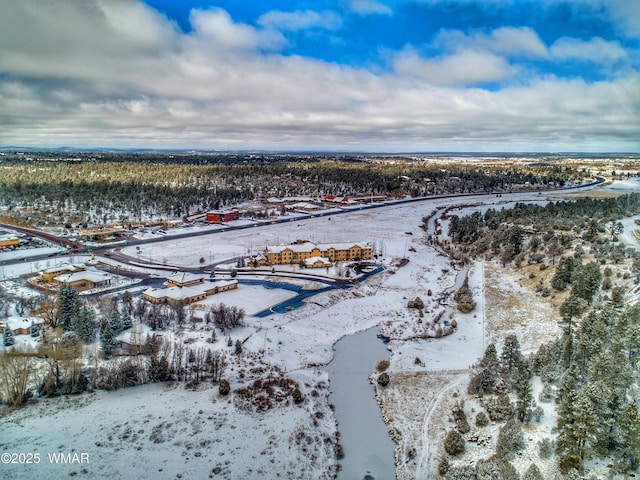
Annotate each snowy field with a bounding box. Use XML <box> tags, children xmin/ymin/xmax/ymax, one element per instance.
<box><xmin>193</xmin><ymin>284</ymin><xmax>298</xmax><ymax>317</ymax></box>
<box><xmin>1</xmin><ymin>180</ymin><xmax>635</xmax><ymax>480</ymax></box>
<box><xmin>1</xmin><ymin>374</ymin><xmax>336</xmax><ymax>480</ymax></box>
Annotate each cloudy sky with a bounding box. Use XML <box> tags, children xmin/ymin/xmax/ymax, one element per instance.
<box><xmin>0</xmin><ymin>0</ymin><xmax>638</xmax><ymax>152</ymax></box>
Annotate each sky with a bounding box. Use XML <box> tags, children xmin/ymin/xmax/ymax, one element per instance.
<box><xmin>0</xmin><ymin>0</ymin><xmax>638</xmax><ymax>152</ymax></box>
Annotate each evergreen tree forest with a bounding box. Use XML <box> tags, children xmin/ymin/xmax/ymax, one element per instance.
<box><xmin>441</xmin><ymin>192</ymin><xmax>640</xmax><ymax>478</ymax></box>
<box><xmin>446</xmin><ymin>193</ymin><xmax>640</xmax><ymax>263</ymax></box>
<box><xmin>0</xmin><ymin>153</ymin><xmax>578</xmax><ymax>228</ymax></box>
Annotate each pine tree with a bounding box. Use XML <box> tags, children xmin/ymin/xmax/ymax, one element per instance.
<box><xmin>74</xmin><ymin>304</ymin><xmax>97</xmax><ymax>344</ymax></box>
<box><xmin>476</xmin><ymin>454</ymin><xmax>519</xmax><ymax>480</ymax></box>
<box><xmin>56</xmin><ymin>284</ymin><xmax>80</xmax><ymax>332</ymax></box>
<box><xmin>100</xmin><ymin>322</ymin><xmax>116</xmax><ymax>357</ymax></box>
<box><xmin>560</xmin><ymin>293</ymin><xmax>588</xmax><ymax>330</ymax></box>
<box><xmin>3</xmin><ymin>325</ymin><xmax>15</xmax><ymax>346</ymax></box>
<box><xmin>121</xmin><ymin>314</ymin><xmax>132</xmax><ymax>331</ymax></box>
<box><xmin>108</xmin><ymin>311</ymin><xmax>123</xmax><ymax>336</ymax></box>
<box><xmin>616</xmin><ymin>403</ymin><xmax>640</xmax><ymax>472</ymax></box>
<box><xmin>479</xmin><ymin>342</ymin><xmax>499</xmax><ymax>369</ymax></box>
<box><xmin>572</xmin><ymin>261</ymin><xmax>602</xmax><ymax>305</ymax></box>
<box><xmin>515</xmin><ymin>363</ymin><xmax>534</xmax><ymax>422</ymax></box>
<box><xmin>500</xmin><ymin>334</ymin><xmax>524</xmax><ymax>386</ymax></box>
<box><xmin>557</xmin><ymin>394</ymin><xmax>598</xmax><ymax>473</ymax></box>
<box><xmin>29</xmin><ymin>321</ymin><xmax>39</xmax><ymax>337</ymax></box>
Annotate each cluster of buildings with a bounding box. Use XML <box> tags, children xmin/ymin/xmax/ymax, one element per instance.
<box><xmin>142</xmin><ymin>272</ymin><xmax>238</xmax><ymax>306</ymax></box>
<box><xmin>256</xmin><ymin>241</ymin><xmax>373</xmax><ymax>267</ymax></box>
<box><xmin>0</xmin><ymin>318</ymin><xmax>44</xmax><ymax>335</ymax></box>
<box><xmin>38</xmin><ymin>263</ymin><xmax>112</xmax><ymax>292</ymax></box>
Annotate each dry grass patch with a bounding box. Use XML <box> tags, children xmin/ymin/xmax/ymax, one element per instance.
<box><xmin>484</xmin><ymin>262</ymin><xmax>562</xmax><ymax>352</ymax></box>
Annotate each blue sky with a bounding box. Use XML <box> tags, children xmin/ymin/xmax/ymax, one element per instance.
<box><xmin>0</xmin><ymin>0</ymin><xmax>638</xmax><ymax>152</ymax></box>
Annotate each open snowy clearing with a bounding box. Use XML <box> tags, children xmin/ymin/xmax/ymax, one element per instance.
<box><xmin>1</xmin><ymin>373</ymin><xmax>336</xmax><ymax>480</ymax></box>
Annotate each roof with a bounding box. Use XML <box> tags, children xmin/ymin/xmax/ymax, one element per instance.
<box><xmin>144</xmin><ymin>279</ymin><xmax>238</xmax><ymax>302</ymax></box>
<box><xmin>209</xmin><ymin>279</ymin><xmax>238</xmax><ymax>288</ymax></box>
<box><xmin>143</xmin><ymin>286</ymin><xmax>202</xmax><ymax>301</ymax></box>
<box><xmin>55</xmin><ymin>271</ymin><xmax>111</xmax><ymax>284</ymax></box>
<box><xmin>79</xmin><ymin>228</ymin><xmax>126</xmax><ymax>237</ymax></box>
<box><xmin>166</xmin><ymin>271</ymin><xmax>208</xmax><ymax>285</ymax></box>
<box><xmin>42</xmin><ymin>263</ymin><xmax>84</xmax><ymax>275</ymax></box>
<box><xmin>305</xmin><ymin>256</ymin><xmax>331</xmax><ymax>266</ymax></box>
<box><xmin>268</xmin><ymin>242</ymin><xmax>318</xmax><ymax>254</ymax></box>
<box><xmin>267</xmin><ymin>241</ymin><xmax>371</xmax><ymax>254</ymax></box>
<box><xmin>291</xmin><ymin>202</ymin><xmax>321</xmax><ymax>210</ymax></box>
<box><xmin>317</xmin><ymin>242</ymin><xmax>371</xmax><ymax>250</ymax></box>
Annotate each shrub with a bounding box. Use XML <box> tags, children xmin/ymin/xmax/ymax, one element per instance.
<box><xmin>496</xmin><ymin>419</ymin><xmax>525</xmax><ymax>459</ymax></box>
<box><xmin>475</xmin><ymin>411</ymin><xmax>489</xmax><ymax>427</ymax></box>
<box><xmin>538</xmin><ymin>438</ymin><xmax>554</xmax><ymax>459</ymax></box>
<box><xmin>407</xmin><ymin>297</ymin><xmax>424</xmax><ymax>309</ymax></box>
<box><xmin>219</xmin><ymin>379</ymin><xmax>231</xmax><ymax>396</ymax></box>
<box><xmin>486</xmin><ymin>393</ymin><xmax>514</xmax><ymax>422</ymax></box>
<box><xmin>438</xmin><ymin>455</ymin><xmax>450</xmax><ymax>476</ymax></box>
<box><xmin>292</xmin><ymin>388</ymin><xmax>303</xmax><ymax>404</ymax></box>
<box><xmin>452</xmin><ymin>401</ymin><xmax>470</xmax><ymax>434</ymax></box>
<box><xmin>456</xmin><ymin>416</ymin><xmax>471</xmax><ymax>434</ymax></box>
<box><xmin>443</xmin><ymin>429</ymin><xmax>465</xmax><ymax>456</ymax></box>
<box><xmin>522</xmin><ymin>463</ymin><xmax>543</xmax><ymax>480</ymax></box>
<box><xmin>468</xmin><ymin>368</ymin><xmax>497</xmax><ymax>397</ymax></box>
<box><xmin>538</xmin><ymin>383</ymin><xmax>554</xmax><ymax>402</ymax></box>
<box><xmin>476</xmin><ymin>454</ymin><xmax>519</xmax><ymax>480</ymax></box>
<box><xmin>531</xmin><ymin>406</ymin><xmax>544</xmax><ymax>422</ymax></box>
<box><xmin>443</xmin><ymin>465</ymin><xmax>476</xmax><ymax>480</ymax></box>
<box><xmin>376</xmin><ymin>360</ymin><xmax>390</xmax><ymax>372</ymax></box>
<box><xmin>377</xmin><ymin>372</ymin><xmax>390</xmax><ymax>386</ymax></box>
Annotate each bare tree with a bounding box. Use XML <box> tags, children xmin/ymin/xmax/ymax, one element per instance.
<box><xmin>0</xmin><ymin>346</ymin><xmax>36</xmax><ymax>406</ymax></box>
<box><xmin>34</xmin><ymin>293</ymin><xmax>58</xmax><ymax>328</ymax></box>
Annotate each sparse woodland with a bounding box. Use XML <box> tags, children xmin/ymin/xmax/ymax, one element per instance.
<box><xmin>0</xmin><ymin>283</ymin><xmax>269</xmax><ymax>406</ymax></box>
<box><xmin>438</xmin><ymin>192</ymin><xmax>640</xmax><ymax>479</ymax></box>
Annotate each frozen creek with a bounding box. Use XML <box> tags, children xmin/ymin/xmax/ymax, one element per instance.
<box><xmin>326</xmin><ymin>327</ymin><xmax>396</xmax><ymax>480</ymax></box>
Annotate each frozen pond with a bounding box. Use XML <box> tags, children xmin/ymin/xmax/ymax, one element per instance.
<box><xmin>326</xmin><ymin>327</ymin><xmax>396</xmax><ymax>480</ymax></box>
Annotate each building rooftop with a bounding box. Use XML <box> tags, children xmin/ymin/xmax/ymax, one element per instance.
<box><xmin>55</xmin><ymin>270</ymin><xmax>111</xmax><ymax>284</ymax></box>
<box><xmin>166</xmin><ymin>271</ymin><xmax>208</xmax><ymax>286</ymax></box>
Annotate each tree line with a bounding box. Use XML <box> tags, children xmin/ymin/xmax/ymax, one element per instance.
<box><xmin>0</xmin><ymin>154</ymin><xmax>580</xmax><ymax>228</ymax></box>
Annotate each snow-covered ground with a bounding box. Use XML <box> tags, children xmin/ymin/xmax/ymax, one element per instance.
<box><xmin>1</xmin><ymin>180</ymin><xmax>632</xmax><ymax>480</ymax></box>
<box><xmin>0</xmin><ymin>373</ymin><xmax>336</xmax><ymax>480</ymax></box>
<box><xmin>0</xmin><ymin>246</ymin><xmax>64</xmax><ymax>263</ymax></box>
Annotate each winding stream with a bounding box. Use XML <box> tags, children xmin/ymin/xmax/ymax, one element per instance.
<box><xmin>326</xmin><ymin>327</ymin><xmax>396</xmax><ymax>480</ymax></box>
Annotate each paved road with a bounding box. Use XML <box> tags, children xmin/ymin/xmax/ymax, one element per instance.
<box><xmin>0</xmin><ymin>176</ymin><xmax>605</xmax><ymax>270</ymax></box>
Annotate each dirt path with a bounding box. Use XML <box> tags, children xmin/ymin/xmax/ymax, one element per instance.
<box><xmin>415</xmin><ymin>372</ymin><xmax>468</xmax><ymax>478</ymax></box>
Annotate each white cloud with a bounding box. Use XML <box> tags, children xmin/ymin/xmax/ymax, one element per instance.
<box><xmin>434</xmin><ymin>27</ymin><xmax>548</xmax><ymax>58</ymax></box>
<box><xmin>393</xmin><ymin>48</ymin><xmax>518</xmax><ymax>85</ymax></box>
<box><xmin>257</xmin><ymin>10</ymin><xmax>342</xmax><ymax>32</ymax></box>
<box><xmin>189</xmin><ymin>8</ymin><xmax>285</xmax><ymax>51</ymax></box>
<box><xmin>346</xmin><ymin>0</ymin><xmax>393</xmax><ymax>16</ymax></box>
<box><xmin>605</xmin><ymin>0</ymin><xmax>640</xmax><ymax>38</ymax></box>
<box><xmin>0</xmin><ymin>0</ymin><xmax>637</xmax><ymax>152</ymax></box>
<box><xmin>550</xmin><ymin>37</ymin><xmax>627</xmax><ymax>63</ymax></box>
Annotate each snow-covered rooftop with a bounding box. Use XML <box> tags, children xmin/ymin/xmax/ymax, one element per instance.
<box><xmin>42</xmin><ymin>262</ymin><xmax>84</xmax><ymax>274</ymax></box>
<box><xmin>55</xmin><ymin>270</ymin><xmax>111</xmax><ymax>284</ymax></box>
<box><xmin>166</xmin><ymin>271</ymin><xmax>208</xmax><ymax>285</ymax></box>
